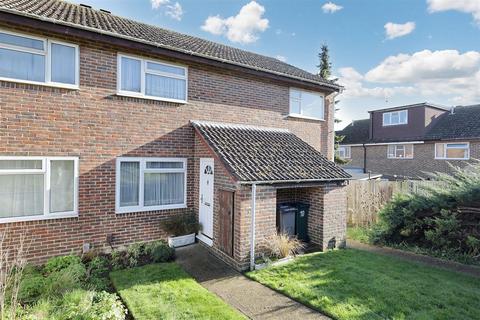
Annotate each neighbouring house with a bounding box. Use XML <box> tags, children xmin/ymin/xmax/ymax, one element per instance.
<box><xmin>0</xmin><ymin>0</ymin><xmax>350</xmax><ymax>271</ymax></box>
<box><xmin>336</xmin><ymin>102</ymin><xmax>480</xmax><ymax>180</ymax></box>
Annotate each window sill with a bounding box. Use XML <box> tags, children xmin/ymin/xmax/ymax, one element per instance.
<box><xmin>116</xmin><ymin>204</ymin><xmax>187</xmax><ymax>214</ymax></box>
<box><xmin>0</xmin><ymin>77</ymin><xmax>79</xmax><ymax>90</ymax></box>
<box><xmin>387</xmin><ymin>158</ymin><xmax>414</xmax><ymax>160</ymax></box>
<box><xmin>0</xmin><ymin>212</ymin><xmax>78</xmax><ymax>224</ymax></box>
<box><xmin>435</xmin><ymin>158</ymin><xmax>470</xmax><ymax>161</ymax></box>
<box><xmin>285</xmin><ymin>114</ymin><xmax>325</xmax><ymax>122</ymax></box>
<box><xmin>115</xmin><ymin>92</ymin><xmax>187</xmax><ymax>104</ymax></box>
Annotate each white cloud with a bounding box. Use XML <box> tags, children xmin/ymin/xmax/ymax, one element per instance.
<box><xmin>201</xmin><ymin>1</ymin><xmax>269</xmax><ymax>44</ymax></box>
<box><xmin>427</xmin><ymin>0</ymin><xmax>480</xmax><ymax>24</ymax></box>
<box><xmin>384</xmin><ymin>22</ymin><xmax>415</xmax><ymax>40</ymax></box>
<box><xmin>365</xmin><ymin>50</ymin><xmax>480</xmax><ymax>83</ymax></box>
<box><xmin>151</xmin><ymin>0</ymin><xmax>169</xmax><ymax>9</ymax></box>
<box><xmin>275</xmin><ymin>55</ymin><xmax>287</xmax><ymax>62</ymax></box>
<box><xmin>166</xmin><ymin>2</ymin><xmax>183</xmax><ymax>21</ymax></box>
<box><xmin>322</xmin><ymin>2</ymin><xmax>343</xmax><ymax>13</ymax></box>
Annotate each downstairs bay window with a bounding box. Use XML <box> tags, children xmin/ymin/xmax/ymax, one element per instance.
<box><xmin>0</xmin><ymin>157</ymin><xmax>78</xmax><ymax>223</ymax></box>
<box><xmin>115</xmin><ymin>158</ymin><xmax>187</xmax><ymax>213</ymax></box>
<box><xmin>387</xmin><ymin>144</ymin><xmax>413</xmax><ymax>159</ymax></box>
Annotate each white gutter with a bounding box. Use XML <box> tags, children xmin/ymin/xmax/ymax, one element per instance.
<box><xmin>363</xmin><ymin>141</ymin><xmax>424</xmax><ymax>146</ymax></box>
<box><xmin>249</xmin><ymin>183</ymin><xmax>257</xmax><ymax>271</ymax></box>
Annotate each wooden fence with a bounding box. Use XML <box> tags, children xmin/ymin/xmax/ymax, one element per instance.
<box><xmin>346</xmin><ymin>180</ymin><xmax>438</xmax><ymax>227</ymax></box>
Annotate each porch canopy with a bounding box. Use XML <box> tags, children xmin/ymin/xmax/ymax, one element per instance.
<box><xmin>191</xmin><ymin>120</ymin><xmax>351</xmax><ymax>184</ymax></box>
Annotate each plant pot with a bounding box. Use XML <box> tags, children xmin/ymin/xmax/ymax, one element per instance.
<box><xmin>168</xmin><ymin>233</ymin><xmax>196</xmax><ymax>248</ymax></box>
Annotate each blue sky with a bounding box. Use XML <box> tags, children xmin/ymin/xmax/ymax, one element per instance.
<box><xmin>71</xmin><ymin>0</ymin><xmax>480</xmax><ymax>129</ymax></box>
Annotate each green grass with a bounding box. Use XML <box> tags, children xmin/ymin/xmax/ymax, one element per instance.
<box><xmin>110</xmin><ymin>263</ymin><xmax>245</xmax><ymax>320</ymax></box>
<box><xmin>347</xmin><ymin>226</ymin><xmax>372</xmax><ymax>243</ymax></box>
<box><xmin>247</xmin><ymin>249</ymin><xmax>480</xmax><ymax>320</ymax></box>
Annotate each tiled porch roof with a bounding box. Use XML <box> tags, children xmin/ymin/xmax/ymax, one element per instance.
<box><xmin>192</xmin><ymin>121</ymin><xmax>351</xmax><ymax>184</ymax></box>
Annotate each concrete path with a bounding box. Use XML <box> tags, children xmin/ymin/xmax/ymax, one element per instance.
<box><xmin>176</xmin><ymin>244</ymin><xmax>330</xmax><ymax>320</ymax></box>
<box><xmin>348</xmin><ymin>239</ymin><xmax>480</xmax><ymax>278</ymax></box>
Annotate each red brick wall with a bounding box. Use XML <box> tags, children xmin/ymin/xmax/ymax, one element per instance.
<box><xmin>0</xmin><ymin>23</ymin><xmax>335</xmax><ymax>264</ymax></box>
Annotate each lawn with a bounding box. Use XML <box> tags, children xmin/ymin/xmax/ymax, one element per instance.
<box><xmin>247</xmin><ymin>249</ymin><xmax>480</xmax><ymax>320</ymax></box>
<box><xmin>110</xmin><ymin>263</ymin><xmax>245</xmax><ymax>320</ymax></box>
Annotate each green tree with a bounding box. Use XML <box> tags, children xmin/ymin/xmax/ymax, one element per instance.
<box><xmin>317</xmin><ymin>44</ymin><xmax>332</xmax><ymax>80</ymax></box>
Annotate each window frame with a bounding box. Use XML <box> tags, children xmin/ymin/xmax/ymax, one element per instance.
<box><xmin>0</xmin><ymin>156</ymin><xmax>79</xmax><ymax>223</ymax></box>
<box><xmin>435</xmin><ymin>142</ymin><xmax>470</xmax><ymax>160</ymax></box>
<box><xmin>382</xmin><ymin>110</ymin><xmax>408</xmax><ymax>126</ymax></box>
<box><xmin>387</xmin><ymin>144</ymin><xmax>414</xmax><ymax>159</ymax></box>
<box><xmin>288</xmin><ymin>88</ymin><xmax>325</xmax><ymax>121</ymax></box>
<box><xmin>115</xmin><ymin>157</ymin><xmax>188</xmax><ymax>214</ymax></box>
<box><xmin>337</xmin><ymin>146</ymin><xmax>351</xmax><ymax>159</ymax></box>
<box><xmin>116</xmin><ymin>53</ymin><xmax>188</xmax><ymax>104</ymax></box>
<box><xmin>0</xmin><ymin>28</ymin><xmax>80</xmax><ymax>89</ymax></box>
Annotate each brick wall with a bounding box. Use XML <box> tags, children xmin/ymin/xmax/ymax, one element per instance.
<box><xmin>364</xmin><ymin>142</ymin><xmax>480</xmax><ymax>179</ymax></box>
<box><xmin>344</xmin><ymin>146</ymin><xmax>365</xmax><ymax>169</ymax></box>
<box><xmin>0</xmin><ymin>23</ymin><xmax>336</xmax><ymax>263</ymax></box>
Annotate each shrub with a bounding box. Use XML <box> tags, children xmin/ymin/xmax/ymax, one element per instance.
<box><xmin>44</xmin><ymin>255</ymin><xmax>83</xmax><ymax>274</ymax></box>
<box><xmin>126</xmin><ymin>242</ymin><xmax>144</xmax><ymax>267</ymax></box>
<box><xmin>42</xmin><ymin>263</ymin><xmax>86</xmax><ymax>298</ymax></box>
<box><xmin>17</xmin><ymin>273</ymin><xmax>46</xmax><ymax>305</ymax></box>
<box><xmin>86</xmin><ymin>256</ymin><xmax>111</xmax><ymax>291</ymax></box>
<box><xmin>162</xmin><ymin>214</ymin><xmax>199</xmax><ymax>236</ymax></box>
<box><xmin>144</xmin><ymin>240</ymin><xmax>175</xmax><ymax>263</ymax></box>
<box><xmin>267</xmin><ymin>233</ymin><xmax>304</xmax><ymax>259</ymax></box>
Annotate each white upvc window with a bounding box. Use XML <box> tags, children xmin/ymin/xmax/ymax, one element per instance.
<box><xmin>387</xmin><ymin>144</ymin><xmax>414</xmax><ymax>159</ymax></box>
<box><xmin>117</xmin><ymin>54</ymin><xmax>188</xmax><ymax>103</ymax></box>
<box><xmin>0</xmin><ymin>29</ymin><xmax>79</xmax><ymax>89</ymax></box>
<box><xmin>337</xmin><ymin>146</ymin><xmax>351</xmax><ymax>159</ymax></box>
<box><xmin>383</xmin><ymin>110</ymin><xmax>408</xmax><ymax>126</ymax></box>
<box><xmin>115</xmin><ymin>157</ymin><xmax>187</xmax><ymax>214</ymax></box>
<box><xmin>0</xmin><ymin>156</ymin><xmax>79</xmax><ymax>223</ymax></box>
<box><xmin>435</xmin><ymin>142</ymin><xmax>470</xmax><ymax>160</ymax></box>
<box><xmin>289</xmin><ymin>88</ymin><xmax>325</xmax><ymax>120</ymax></box>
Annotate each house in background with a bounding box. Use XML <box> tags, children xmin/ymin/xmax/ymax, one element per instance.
<box><xmin>336</xmin><ymin>102</ymin><xmax>480</xmax><ymax>180</ymax></box>
<box><xmin>0</xmin><ymin>0</ymin><xmax>350</xmax><ymax>271</ymax></box>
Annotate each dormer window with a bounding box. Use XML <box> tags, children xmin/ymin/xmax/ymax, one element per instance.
<box><xmin>383</xmin><ymin>110</ymin><xmax>408</xmax><ymax>126</ymax></box>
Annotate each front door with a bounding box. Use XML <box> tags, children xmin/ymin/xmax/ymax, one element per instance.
<box><xmin>199</xmin><ymin>158</ymin><xmax>214</xmax><ymax>240</ymax></box>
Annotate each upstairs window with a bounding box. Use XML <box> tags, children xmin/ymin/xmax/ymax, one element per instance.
<box><xmin>383</xmin><ymin>110</ymin><xmax>408</xmax><ymax>126</ymax></box>
<box><xmin>117</xmin><ymin>54</ymin><xmax>187</xmax><ymax>103</ymax></box>
<box><xmin>337</xmin><ymin>146</ymin><xmax>351</xmax><ymax>159</ymax></box>
<box><xmin>0</xmin><ymin>157</ymin><xmax>78</xmax><ymax>223</ymax></box>
<box><xmin>387</xmin><ymin>144</ymin><xmax>413</xmax><ymax>159</ymax></box>
<box><xmin>289</xmin><ymin>88</ymin><xmax>325</xmax><ymax>120</ymax></box>
<box><xmin>435</xmin><ymin>143</ymin><xmax>469</xmax><ymax>160</ymax></box>
<box><xmin>0</xmin><ymin>29</ymin><xmax>79</xmax><ymax>88</ymax></box>
<box><xmin>115</xmin><ymin>158</ymin><xmax>187</xmax><ymax>214</ymax></box>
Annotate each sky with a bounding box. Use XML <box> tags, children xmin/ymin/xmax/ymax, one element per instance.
<box><xmin>71</xmin><ymin>0</ymin><xmax>480</xmax><ymax>129</ymax></box>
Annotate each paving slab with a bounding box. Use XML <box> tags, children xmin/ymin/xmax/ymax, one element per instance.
<box><xmin>176</xmin><ymin>244</ymin><xmax>330</xmax><ymax>320</ymax></box>
<box><xmin>348</xmin><ymin>239</ymin><xmax>480</xmax><ymax>278</ymax></box>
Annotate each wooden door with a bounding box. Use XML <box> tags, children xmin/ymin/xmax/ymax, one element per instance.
<box><xmin>219</xmin><ymin>190</ymin><xmax>234</xmax><ymax>256</ymax></box>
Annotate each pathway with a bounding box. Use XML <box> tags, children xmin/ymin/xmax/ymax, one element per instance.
<box><xmin>176</xmin><ymin>244</ymin><xmax>330</xmax><ymax>320</ymax></box>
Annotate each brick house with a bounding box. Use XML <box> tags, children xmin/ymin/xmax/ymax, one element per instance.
<box><xmin>336</xmin><ymin>102</ymin><xmax>480</xmax><ymax>180</ymax></box>
<box><xmin>0</xmin><ymin>0</ymin><xmax>350</xmax><ymax>270</ymax></box>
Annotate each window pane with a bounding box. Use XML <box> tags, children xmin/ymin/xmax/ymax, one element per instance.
<box><xmin>50</xmin><ymin>160</ymin><xmax>74</xmax><ymax>213</ymax></box>
<box><xmin>51</xmin><ymin>43</ymin><xmax>76</xmax><ymax>84</ymax></box>
<box><xmin>395</xmin><ymin>146</ymin><xmax>405</xmax><ymax>158</ymax></box>
<box><xmin>146</xmin><ymin>62</ymin><xmax>185</xmax><ymax>76</ymax></box>
<box><xmin>120</xmin><ymin>162</ymin><xmax>140</xmax><ymax>207</ymax></box>
<box><xmin>447</xmin><ymin>143</ymin><xmax>468</xmax><ymax>149</ymax></box>
<box><xmin>405</xmin><ymin>145</ymin><xmax>413</xmax><ymax>158</ymax></box>
<box><xmin>0</xmin><ymin>160</ymin><xmax>42</xmax><ymax>170</ymax></box>
<box><xmin>289</xmin><ymin>98</ymin><xmax>301</xmax><ymax>114</ymax></box>
<box><xmin>290</xmin><ymin>89</ymin><xmax>301</xmax><ymax>99</ymax></box>
<box><xmin>446</xmin><ymin>148</ymin><xmax>467</xmax><ymax>159</ymax></box>
<box><xmin>144</xmin><ymin>172</ymin><xmax>184</xmax><ymax>206</ymax></box>
<box><xmin>0</xmin><ymin>32</ymin><xmax>44</xmax><ymax>50</ymax></box>
<box><xmin>391</xmin><ymin>112</ymin><xmax>399</xmax><ymax>124</ymax></box>
<box><xmin>146</xmin><ymin>161</ymin><xmax>183</xmax><ymax>169</ymax></box>
<box><xmin>301</xmin><ymin>91</ymin><xmax>324</xmax><ymax>119</ymax></box>
<box><xmin>0</xmin><ymin>174</ymin><xmax>44</xmax><ymax>218</ymax></box>
<box><xmin>387</xmin><ymin>145</ymin><xmax>395</xmax><ymax>157</ymax></box>
<box><xmin>120</xmin><ymin>57</ymin><xmax>141</xmax><ymax>92</ymax></box>
<box><xmin>400</xmin><ymin>111</ymin><xmax>407</xmax><ymax>124</ymax></box>
<box><xmin>436</xmin><ymin>144</ymin><xmax>444</xmax><ymax>158</ymax></box>
<box><xmin>0</xmin><ymin>48</ymin><xmax>45</xmax><ymax>82</ymax></box>
<box><xmin>383</xmin><ymin>113</ymin><xmax>390</xmax><ymax>125</ymax></box>
<box><xmin>145</xmin><ymin>74</ymin><xmax>186</xmax><ymax>100</ymax></box>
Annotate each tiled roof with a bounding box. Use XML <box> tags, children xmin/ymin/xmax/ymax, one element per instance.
<box><xmin>0</xmin><ymin>0</ymin><xmax>340</xmax><ymax>90</ymax></box>
<box><xmin>425</xmin><ymin>105</ymin><xmax>480</xmax><ymax>140</ymax></box>
<box><xmin>192</xmin><ymin>121</ymin><xmax>351</xmax><ymax>183</ymax></box>
<box><xmin>336</xmin><ymin>119</ymin><xmax>370</xmax><ymax>144</ymax></box>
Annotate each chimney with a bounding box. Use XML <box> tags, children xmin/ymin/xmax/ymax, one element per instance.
<box><xmin>450</xmin><ymin>106</ymin><xmax>455</xmax><ymax>114</ymax></box>
<box><xmin>351</xmin><ymin>120</ymin><xmax>355</xmax><ymax>126</ymax></box>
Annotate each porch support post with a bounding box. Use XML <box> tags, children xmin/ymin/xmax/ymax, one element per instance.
<box><xmin>249</xmin><ymin>183</ymin><xmax>257</xmax><ymax>271</ymax></box>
